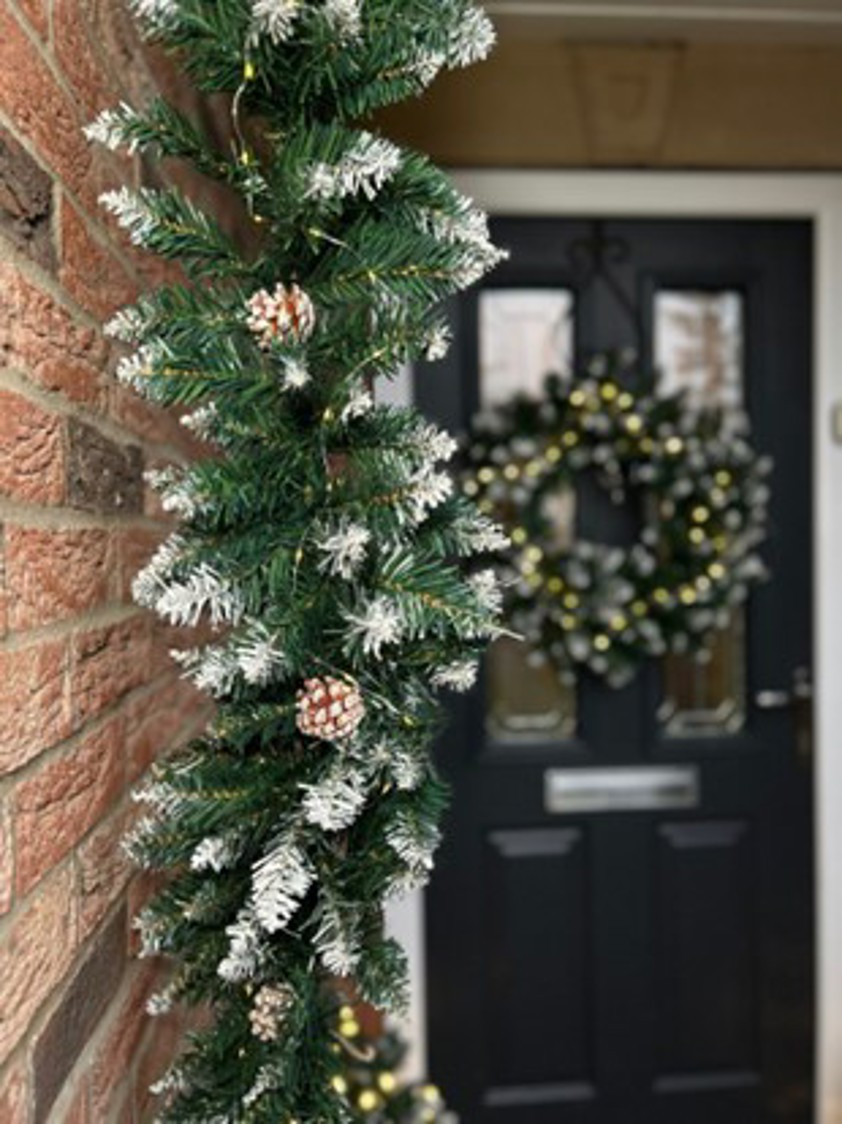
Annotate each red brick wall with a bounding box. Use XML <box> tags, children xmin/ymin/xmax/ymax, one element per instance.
<box><xmin>0</xmin><ymin>2</ymin><xmax>226</xmax><ymax>1119</ymax></box>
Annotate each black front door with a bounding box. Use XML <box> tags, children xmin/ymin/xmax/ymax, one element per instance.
<box><xmin>420</xmin><ymin>218</ymin><xmax>814</xmax><ymax>1124</ymax></box>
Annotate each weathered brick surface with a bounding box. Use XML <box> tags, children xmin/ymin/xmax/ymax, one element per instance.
<box><xmin>77</xmin><ymin>803</ymin><xmax>133</xmax><ymax>940</ymax></box>
<box><xmin>109</xmin><ymin>381</ymin><xmax>193</xmax><ymax>449</ymax></box>
<box><xmin>53</xmin><ymin>0</ymin><xmax>120</xmax><ymax>120</ymax></box>
<box><xmin>125</xmin><ymin>676</ymin><xmax>205</xmax><ymax>782</ymax></box>
<box><xmin>67</xmin><ymin>417</ymin><xmax>144</xmax><ymax>515</ymax></box>
<box><xmin>0</xmin><ymin>264</ymin><xmax>108</xmax><ymax>408</ymax></box>
<box><xmin>64</xmin><ymin>1077</ymin><xmax>91</xmax><ymax>1124</ymax></box>
<box><xmin>127</xmin><ymin>872</ymin><xmax>167</xmax><ymax>958</ymax></box>
<box><xmin>150</xmin><ymin>621</ymin><xmax>189</xmax><ymax>680</ymax></box>
<box><xmin>90</xmin><ymin>963</ymin><xmax>156</xmax><ymax>1119</ymax></box>
<box><xmin>0</xmin><ymin>389</ymin><xmax>65</xmax><ymax>506</ymax></box>
<box><xmin>15</xmin><ymin>0</ymin><xmax>48</xmax><ymax>38</ymax></box>
<box><xmin>5</xmin><ymin>525</ymin><xmax>116</xmax><ymax>630</ymax></box>
<box><xmin>0</xmin><ymin>1057</ymin><xmax>28</xmax><ymax>1123</ymax></box>
<box><xmin>0</xmin><ymin>8</ymin><xmax>101</xmax><ymax>213</ymax></box>
<box><xmin>47</xmin><ymin>1077</ymin><xmax>91</xmax><ymax>1124</ymax></box>
<box><xmin>32</xmin><ymin>906</ymin><xmax>126</xmax><ymax>1124</ymax></box>
<box><xmin>0</xmin><ymin>864</ymin><xmax>77</xmax><ymax>1067</ymax></box>
<box><xmin>0</xmin><ymin>639</ymin><xmax>70</xmax><ymax>775</ymax></box>
<box><xmin>70</xmin><ymin>614</ymin><xmax>152</xmax><ymax>729</ymax></box>
<box><xmin>0</xmin><ymin>524</ymin><xmax>7</xmax><ymax>640</ymax></box>
<box><xmin>135</xmin><ymin>1002</ymin><xmax>185</xmax><ymax>1119</ymax></box>
<box><xmin>60</xmin><ymin>197</ymin><xmax>138</xmax><ymax>321</ymax></box>
<box><xmin>0</xmin><ymin>125</ymin><xmax>55</xmax><ymax>270</ymax></box>
<box><xmin>13</xmin><ymin>713</ymin><xmax>126</xmax><ymax>896</ymax></box>
<box><xmin>0</xmin><ymin>6</ymin><xmax>242</xmax><ymax>1116</ymax></box>
<box><xmin>0</xmin><ymin>799</ymin><xmax>12</xmax><ymax>917</ymax></box>
<box><xmin>117</xmin><ymin>526</ymin><xmax>164</xmax><ymax>602</ymax></box>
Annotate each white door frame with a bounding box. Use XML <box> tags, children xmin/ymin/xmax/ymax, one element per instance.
<box><xmin>389</xmin><ymin>171</ymin><xmax>842</xmax><ymax>1122</ymax></box>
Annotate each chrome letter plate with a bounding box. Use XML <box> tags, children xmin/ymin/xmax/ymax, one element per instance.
<box><xmin>545</xmin><ymin>766</ymin><xmax>700</xmax><ymax>814</ymax></box>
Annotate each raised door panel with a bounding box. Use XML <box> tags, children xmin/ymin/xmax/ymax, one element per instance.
<box><xmin>654</xmin><ymin>820</ymin><xmax>758</xmax><ymax>1082</ymax></box>
<box><xmin>482</xmin><ymin>827</ymin><xmax>595</xmax><ymax>1109</ymax></box>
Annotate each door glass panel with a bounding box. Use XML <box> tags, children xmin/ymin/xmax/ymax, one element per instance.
<box><xmin>487</xmin><ymin>637</ymin><xmax>577</xmax><ymax>742</ymax></box>
<box><xmin>654</xmin><ymin>290</ymin><xmax>744</xmax><ymax>416</ymax></box>
<box><xmin>479</xmin><ymin>289</ymin><xmax>575</xmax><ymax>406</ymax></box>
<box><xmin>658</xmin><ymin>611</ymin><xmax>747</xmax><ymax>737</ymax></box>
<box><xmin>480</xmin><ymin>289</ymin><xmax>577</xmax><ymax>742</ymax></box>
<box><xmin>655</xmin><ymin>290</ymin><xmax>747</xmax><ymax>736</ymax></box>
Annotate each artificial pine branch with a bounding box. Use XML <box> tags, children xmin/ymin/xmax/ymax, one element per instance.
<box><xmin>88</xmin><ymin>2</ymin><xmax>507</xmax><ymax>1120</ymax></box>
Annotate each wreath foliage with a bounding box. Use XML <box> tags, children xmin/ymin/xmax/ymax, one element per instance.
<box><xmin>463</xmin><ymin>353</ymin><xmax>773</xmax><ymax>686</ymax></box>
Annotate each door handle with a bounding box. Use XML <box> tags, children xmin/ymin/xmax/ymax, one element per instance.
<box><xmin>755</xmin><ymin>689</ymin><xmax>791</xmax><ymax>710</ymax></box>
<box><xmin>754</xmin><ymin>667</ymin><xmax>813</xmax><ymax>763</ymax></box>
<box><xmin>754</xmin><ymin>667</ymin><xmax>813</xmax><ymax>710</ymax></box>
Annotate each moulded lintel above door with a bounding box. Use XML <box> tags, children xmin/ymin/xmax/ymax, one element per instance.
<box><xmin>484</xmin><ymin>1</ymin><xmax>842</xmax><ymax>43</ymax></box>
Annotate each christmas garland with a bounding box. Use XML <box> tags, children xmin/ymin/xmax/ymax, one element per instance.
<box><xmin>464</xmin><ymin>354</ymin><xmax>772</xmax><ymax>686</ymax></box>
<box><xmin>330</xmin><ymin>1006</ymin><xmax>455</xmax><ymax>1122</ymax></box>
<box><xmin>84</xmin><ymin>1</ymin><xmax>508</xmax><ymax>1121</ymax></box>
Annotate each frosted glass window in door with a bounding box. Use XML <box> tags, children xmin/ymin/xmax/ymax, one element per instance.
<box><xmin>479</xmin><ymin>290</ymin><xmax>575</xmax><ymax>407</ymax></box>
<box><xmin>487</xmin><ymin>637</ymin><xmax>577</xmax><ymax>742</ymax></box>
<box><xmin>655</xmin><ymin>290</ymin><xmax>744</xmax><ymax>414</ymax></box>
<box><xmin>480</xmin><ymin>289</ymin><xmax>577</xmax><ymax>742</ymax></box>
<box><xmin>655</xmin><ymin>290</ymin><xmax>748</xmax><ymax>737</ymax></box>
<box><xmin>485</xmin><ymin>485</ymin><xmax>578</xmax><ymax>742</ymax></box>
<box><xmin>659</xmin><ymin>612</ymin><xmax>747</xmax><ymax>737</ymax></box>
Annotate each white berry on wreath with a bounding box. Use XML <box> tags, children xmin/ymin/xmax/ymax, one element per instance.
<box><xmin>249</xmin><ymin>984</ymin><xmax>294</xmax><ymax>1042</ymax></box>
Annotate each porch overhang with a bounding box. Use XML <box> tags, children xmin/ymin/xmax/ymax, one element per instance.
<box><xmin>486</xmin><ymin>0</ymin><xmax>842</xmax><ymax>42</ymax></box>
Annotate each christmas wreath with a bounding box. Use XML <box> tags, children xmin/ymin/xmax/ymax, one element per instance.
<box><xmin>463</xmin><ymin>353</ymin><xmax>773</xmax><ymax>686</ymax></box>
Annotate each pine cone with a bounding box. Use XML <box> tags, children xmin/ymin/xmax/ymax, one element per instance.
<box><xmin>296</xmin><ymin>676</ymin><xmax>365</xmax><ymax>742</ymax></box>
<box><xmin>246</xmin><ymin>282</ymin><xmax>316</xmax><ymax>349</ymax></box>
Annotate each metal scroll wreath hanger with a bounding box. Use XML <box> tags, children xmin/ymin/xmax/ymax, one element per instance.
<box><xmin>565</xmin><ymin>219</ymin><xmax>648</xmax><ymax>374</ymax></box>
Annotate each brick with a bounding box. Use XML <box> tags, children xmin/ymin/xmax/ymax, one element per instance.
<box><xmin>0</xmin><ymin>390</ymin><xmax>65</xmax><ymax>506</ymax></box>
<box><xmin>0</xmin><ymin>126</ymin><xmax>54</xmax><ymax>271</ymax></box>
<box><xmin>0</xmin><ymin>639</ymin><xmax>69</xmax><ymax>776</ymax></box>
<box><xmin>0</xmin><ymin>865</ymin><xmax>77</xmax><ymax>1067</ymax></box>
<box><xmin>0</xmin><ymin>264</ymin><xmax>108</xmax><ymax>409</ymax></box>
<box><xmin>65</xmin><ymin>1079</ymin><xmax>90</xmax><ymax>1124</ymax></box>
<box><xmin>67</xmin><ymin>418</ymin><xmax>143</xmax><ymax>515</ymax></box>
<box><xmin>90</xmin><ymin>962</ymin><xmax>156</xmax><ymax>1119</ymax></box>
<box><xmin>149</xmin><ymin>623</ymin><xmax>188</xmax><ymax>680</ymax></box>
<box><xmin>15</xmin><ymin>0</ymin><xmax>48</xmax><ymax>38</ymax></box>
<box><xmin>53</xmin><ymin>0</ymin><xmax>120</xmax><ymax>120</ymax></box>
<box><xmin>0</xmin><ymin>1057</ymin><xmax>28</xmax><ymax>1123</ymax></box>
<box><xmin>125</xmin><ymin>676</ymin><xmax>204</xmax><ymax>783</ymax></box>
<box><xmin>70</xmin><ymin>614</ymin><xmax>152</xmax><ymax>729</ymax></box>
<box><xmin>76</xmin><ymin>0</ymin><xmax>159</xmax><ymax>107</ymax></box>
<box><xmin>143</xmin><ymin>478</ymin><xmax>169</xmax><ymax>521</ymax></box>
<box><xmin>0</xmin><ymin>799</ymin><xmax>12</xmax><ymax>917</ymax></box>
<box><xmin>135</xmin><ymin>1000</ymin><xmax>184</xmax><ymax>1120</ymax></box>
<box><xmin>48</xmin><ymin>1077</ymin><xmax>90</xmax><ymax>1124</ymax></box>
<box><xmin>60</xmin><ymin>199</ymin><xmax>137</xmax><ymax>322</ymax></box>
<box><xmin>77</xmin><ymin>804</ymin><xmax>133</xmax><ymax>940</ymax></box>
<box><xmin>5</xmin><ymin>525</ymin><xmax>116</xmax><ymax>631</ymax></box>
<box><xmin>14</xmin><ymin>713</ymin><xmax>126</xmax><ymax>896</ymax></box>
<box><xmin>109</xmin><ymin>383</ymin><xmax>194</xmax><ymax>451</ymax></box>
<box><xmin>0</xmin><ymin>9</ymin><xmax>101</xmax><ymax>213</ymax></box>
<box><xmin>32</xmin><ymin>906</ymin><xmax>126</xmax><ymax>1124</ymax></box>
<box><xmin>127</xmin><ymin>871</ymin><xmax>166</xmax><ymax>954</ymax></box>
<box><xmin>116</xmin><ymin>527</ymin><xmax>164</xmax><ymax>603</ymax></box>
<box><xmin>0</xmin><ymin>524</ymin><xmax>7</xmax><ymax>640</ymax></box>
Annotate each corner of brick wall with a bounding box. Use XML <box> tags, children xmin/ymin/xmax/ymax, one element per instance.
<box><xmin>0</xmin><ymin>1</ymin><xmax>234</xmax><ymax>1119</ymax></box>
